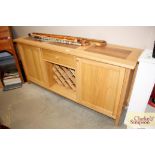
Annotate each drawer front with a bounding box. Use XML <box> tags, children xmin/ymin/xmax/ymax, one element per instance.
<box><xmin>0</xmin><ymin>40</ymin><xmax>12</xmax><ymax>51</ymax></box>
<box><xmin>42</xmin><ymin>49</ymin><xmax>76</xmax><ymax>69</ymax></box>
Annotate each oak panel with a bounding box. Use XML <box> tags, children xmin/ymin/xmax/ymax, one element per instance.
<box><xmin>42</xmin><ymin>49</ymin><xmax>76</xmax><ymax>69</ymax></box>
<box><xmin>85</xmin><ymin>45</ymin><xmax>131</xmax><ymax>59</ymax></box>
<box><xmin>77</xmin><ymin>58</ymin><xmax>125</xmax><ymax>117</ymax></box>
<box><xmin>17</xmin><ymin>44</ymin><xmax>48</xmax><ymax>86</ymax></box>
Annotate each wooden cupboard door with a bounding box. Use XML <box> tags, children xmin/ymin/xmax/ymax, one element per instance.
<box><xmin>0</xmin><ymin>81</ymin><xmax>3</xmax><ymax>88</ymax></box>
<box><xmin>17</xmin><ymin>44</ymin><xmax>48</xmax><ymax>86</ymax></box>
<box><xmin>76</xmin><ymin>58</ymin><xmax>125</xmax><ymax>118</ymax></box>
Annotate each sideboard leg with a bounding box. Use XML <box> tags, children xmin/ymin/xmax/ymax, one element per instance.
<box><xmin>115</xmin><ymin>117</ymin><xmax>120</xmax><ymax>126</ymax></box>
<box><xmin>27</xmin><ymin>80</ymin><xmax>31</xmax><ymax>84</ymax></box>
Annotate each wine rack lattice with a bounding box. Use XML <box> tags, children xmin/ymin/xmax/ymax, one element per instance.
<box><xmin>52</xmin><ymin>64</ymin><xmax>76</xmax><ymax>91</ymax></box>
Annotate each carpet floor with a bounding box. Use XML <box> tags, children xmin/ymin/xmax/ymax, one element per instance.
<box><xmin>0</xmin><ymin>83</ymin><xmax>126</xmax><ymax>129</ymax></box>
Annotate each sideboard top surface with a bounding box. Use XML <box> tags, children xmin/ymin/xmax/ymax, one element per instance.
<box><xmin>14</xmin><ymin>37</ymin><xmax>143</xmax><ymax>69</ymax></box>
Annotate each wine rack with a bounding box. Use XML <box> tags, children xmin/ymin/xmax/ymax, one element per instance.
<box><xmin>52</xmin><ymin>64</ymin><xmax>76</xmax><ymax>91</ymax></box>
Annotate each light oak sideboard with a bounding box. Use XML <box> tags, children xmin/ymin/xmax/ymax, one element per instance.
<box><xmin>14</xmin><ymin>37</ymin><xmax>142</xmax><ymax>125</ymax></box>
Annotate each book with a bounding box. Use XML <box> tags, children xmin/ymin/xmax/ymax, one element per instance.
<box><xmin>4</xmin><ymin>79</ymin><xmax>21</xmax><ymax>85</ymax></box>
<box><xmin>3</xmin><ymin>71</ymin><xmax>22</xmax><ymax>87</ymax></box>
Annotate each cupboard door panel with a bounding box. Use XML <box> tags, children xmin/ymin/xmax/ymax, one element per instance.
<box><xmin>77</xmin><ymin>59</ymin><xmax>125</xmax><ymax>117</ymax></box>
<box><xmin>17</xmin><ymin>44</ymin><xmax>48</xmax><ymax>86</ymax></box>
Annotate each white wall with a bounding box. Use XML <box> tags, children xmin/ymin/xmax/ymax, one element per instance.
<box><xmin>13</xmin><ymin>26</ymin><xmax>155</xmax><ymax>50</ymax></box>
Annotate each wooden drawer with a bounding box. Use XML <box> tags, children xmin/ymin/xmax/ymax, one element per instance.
<box><xmin>42</xmin><ymin>49</ymin><xmax>76</xmax><ymax>69</ymax></box>
<box><xmin>0</xmin><ymin>81</ymin><xmax>3</xmax><ymax>88</ymax></box>
<box><xmin>0</xmin><ymin>26</ymin><xmax>10</xmax><ymax>38</ymax></box>
<box><xmin>0</xmin><ymin>40</ymin><xmax>12</xmax><ymax>51</ymax></box>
